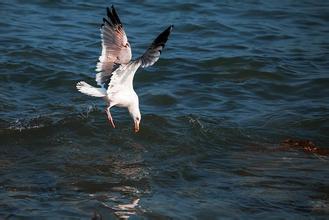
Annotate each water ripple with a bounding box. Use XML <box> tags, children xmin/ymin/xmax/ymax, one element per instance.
<box><xmin>1</xmin><ymin>0</ymin><xmax>329</xmax><ymax>219</ymax></box>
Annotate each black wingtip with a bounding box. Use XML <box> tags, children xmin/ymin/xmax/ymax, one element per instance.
<box><xmin>104</xmin><ymin>5</ymin><xmax>121</xmax><ymax>26</ymax></box>
<box><xmin>103</xmin><ymin>17</ymin><xmax>111</xmax><ymax>26</ymax></box>
<box><xmin>106</xmin><ymin>7</ymin><xmax>111</xmax><ymax>17</ymax></box>
<box><xmin>111</xmin><ymin>5</ymin><xmax>122</xmax><ymax>25</ymax></box>
<box><xmin>152</xmin><ymin>25</ymin><xmax>173</xmax><ymax>46</ymax></box>
<box><xmin>165</xmin><ymin>25</ymin><xmax>174</xmax><ymax>34</ymax></box>
<box><xmin>110</xmin><ymin>5</ymin><xmax>115</xmax><ymax>17</ymax></box>
<box><xmin>164</xmin><ymin>25</ymin><xmax>174</xmax><ymax>36</ymax></box>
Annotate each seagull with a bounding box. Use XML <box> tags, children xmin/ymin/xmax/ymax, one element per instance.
<box><xmin>76</xmin><ymin>5</ymin><xmax>173</xmax><ymax>132</ymax></box>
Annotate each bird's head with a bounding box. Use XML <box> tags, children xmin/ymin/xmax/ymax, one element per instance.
<box><xmin>129</xmin><ymin>105</ymin><xmax>141</xmax><ymax>133</ymax></box>
<box><xmin>133</xmin><ymin>115</ymin><xmax>141</xmax><ymax>133</ymax></box>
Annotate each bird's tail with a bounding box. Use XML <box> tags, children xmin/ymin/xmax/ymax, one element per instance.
<box><xmin>76</xmin><ymin>81</ymin><xmax>106</xmax><ymax>97</ymax></box>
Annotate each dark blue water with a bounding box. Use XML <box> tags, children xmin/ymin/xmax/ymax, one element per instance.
<box><xmin>1</xmin><ymin>0</ymin><xmax>329</xmax><ymax>219</ymax></box>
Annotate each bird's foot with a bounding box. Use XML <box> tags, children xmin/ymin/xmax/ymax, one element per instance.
<box><xmin>105</xmin><ymin>109</ymin><xmax>116</xmax><ymax>128</ymax></box>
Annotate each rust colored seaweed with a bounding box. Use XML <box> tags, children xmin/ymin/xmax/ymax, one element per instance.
<box><xmin>280</xmin><ymin>139</ymin><xmax>329</xmax><ymax>156</ymax></box>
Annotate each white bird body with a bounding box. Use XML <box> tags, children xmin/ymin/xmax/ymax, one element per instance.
<box><xmin>76</xmin><ymin>6</ymin><xmax>172</xmax><ymax>132</ymax></box>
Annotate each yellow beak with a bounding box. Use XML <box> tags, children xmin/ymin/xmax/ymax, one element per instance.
<box><xmin>134</xmin><ymin>121</ymin><xmax>140</xmax><ymax>133</ymax></box>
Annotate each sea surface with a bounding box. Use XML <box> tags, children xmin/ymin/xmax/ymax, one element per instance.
<box><xmin>1</xmin><ymin>0</ymin><xmax>329</xmax><ymax>219</ymax></box>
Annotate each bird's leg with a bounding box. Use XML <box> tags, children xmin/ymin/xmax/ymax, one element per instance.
<box><xmin>105</xmin><ymin>106</ymin><xmax>115</xmax><ymax>128</ymax></box>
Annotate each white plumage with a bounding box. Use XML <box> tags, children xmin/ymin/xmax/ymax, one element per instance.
<box><xmin>76</xmin><ymin>5</ymin><xmax>173</xmax><ymax>132</ymax></box>
<box><xmin>76</xmin><ymin>81</ymin><xmax>106</xmax><ymax>97</ymax></box>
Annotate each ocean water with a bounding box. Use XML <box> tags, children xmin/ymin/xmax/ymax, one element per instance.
<box><xmin>1</xmin><ymin>0</ymin><xmax>329</xmax><ymax>219</ymax></box>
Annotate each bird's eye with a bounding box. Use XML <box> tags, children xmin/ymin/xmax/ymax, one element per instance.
<box><xmin>136</xmin><ymin>117</ymin><xmax>140</xmax><ymax>121</ymax></box>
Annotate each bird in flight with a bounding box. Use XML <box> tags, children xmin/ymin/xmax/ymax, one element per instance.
<box><xmin>76</xmin><ymin>5</ymin><xmax>173</xmax><ymax>132</ymax></box>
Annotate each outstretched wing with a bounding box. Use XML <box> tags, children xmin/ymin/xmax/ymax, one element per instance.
<box><xmin>106</xmin><ymin>26</ymin><xmax>173</xmax><ymax>96</ymax></box>
<box><xmin>96</xmin><ymin>6</ymin><xmax>132</xmax><ymax>86</ymax></box>
<box><xmin>138</xmin><ymin>25</ymin><xmax>173</xmax><ymax>68</ymax></box>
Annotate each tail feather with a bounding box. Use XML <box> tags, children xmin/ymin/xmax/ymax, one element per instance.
<box><xmin>76</xmin><ymin>81</ymin><xmax>106</xmax><ymax>97</ymax></box>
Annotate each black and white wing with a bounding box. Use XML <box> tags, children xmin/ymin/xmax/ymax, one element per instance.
<box><xmin>96</xmin><ymin>6</ymin><xmax>132</xmax><ymax>86</ymax></box>
<box><xmin>138</xmin><ymin>25</ymin><xmax>173</xmax><ymax>68</ymax></box>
